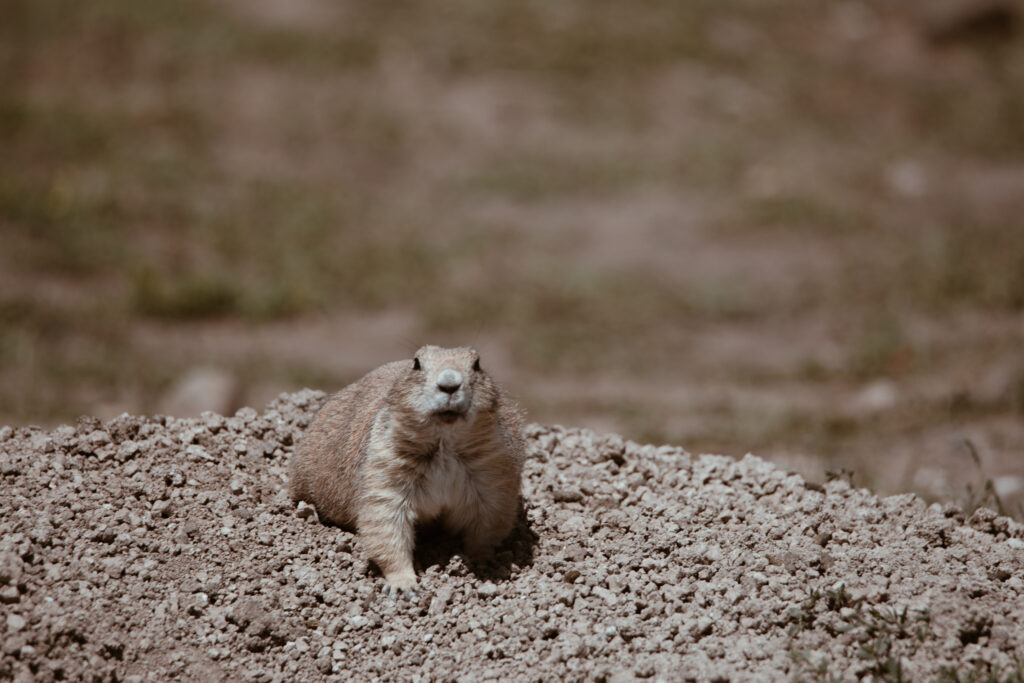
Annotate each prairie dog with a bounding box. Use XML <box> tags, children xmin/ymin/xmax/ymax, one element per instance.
<box><xmin>289</xmin><ymin>345</ymin><xmax>525</xmax><ymax>595</ymax></box>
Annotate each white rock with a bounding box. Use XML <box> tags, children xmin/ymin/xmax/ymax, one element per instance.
<box><xmin>851</xmin><ymin>380</ymin><xmax>899</xmax><ymax>416</ymax></box>
<box><xmin>158</xmin><ymin>368</ymin><xmax>238</xmax><ymax>418</ymax></box>
<box><xmin>7</xmin><ymin>613</ymin><xmax>26</xmax><ymax>633</ymax></box>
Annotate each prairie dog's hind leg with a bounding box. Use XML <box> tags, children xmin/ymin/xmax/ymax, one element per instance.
<box><xmin>461</xmin><ymin>499</ymin><xmax>517</xmax><ymax>562</ymax></box>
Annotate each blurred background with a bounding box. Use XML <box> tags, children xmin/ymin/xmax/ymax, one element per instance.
<box><xmin>2</xmin><ymin>0</ymin><xmax>1023</xmax><ymax>514</ymax></box>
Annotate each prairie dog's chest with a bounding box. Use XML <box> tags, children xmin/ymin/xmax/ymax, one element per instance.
<box><xmin>412</xmin><ymin>439</ymin><xmax>477</xmax><ymax>521</ymax></box>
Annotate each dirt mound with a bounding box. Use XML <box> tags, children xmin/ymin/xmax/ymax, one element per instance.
<box><xmin>1</xmin><ymin>391</ymin><xmax>1022</xmax><ymax>681</ymax></box>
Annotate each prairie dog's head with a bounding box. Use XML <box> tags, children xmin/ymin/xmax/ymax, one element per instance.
<box><xmin>398</xmin><ymin>345</ymin><xmax>496</xmax><ymax>425</ymax></box>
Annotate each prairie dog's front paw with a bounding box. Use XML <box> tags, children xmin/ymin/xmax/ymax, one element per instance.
<box><xmin>384</xmin><ymin>570</ymin><xmax>419</xmax><ymax>600</ymax></box>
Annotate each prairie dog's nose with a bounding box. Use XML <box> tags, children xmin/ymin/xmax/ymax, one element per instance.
<box><xmin>437</xmin><ymin>369</ymin><xmax>463</xmax><ymax>394</ymax></box>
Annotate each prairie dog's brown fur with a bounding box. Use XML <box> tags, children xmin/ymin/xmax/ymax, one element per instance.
<box><xmin>289</xmin><ymin>345</ymin><xmax>525</xmax><ymax>595</ymax></box>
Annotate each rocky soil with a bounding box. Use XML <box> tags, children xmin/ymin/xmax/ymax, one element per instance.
<box><xmin>1</xmin><ymin>391</ymin><xmax>1022</xmax><ymax>682</ymax></box>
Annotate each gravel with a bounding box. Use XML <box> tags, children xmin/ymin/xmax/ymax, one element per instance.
<box><xmin>1</xmin><ymin>390</ymin><xmax>1022</xmax><ymax>681</ymax></box>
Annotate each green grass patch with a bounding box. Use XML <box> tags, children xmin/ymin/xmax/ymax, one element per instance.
<box><xmin>741</xmin><ymin>194</ymin><xmax>864</xmax><ymax>234</ymax></box>
<box><xmin>456</xmin><ymin>154</ymin><xmax>659</xmax><ymax>202</ymax></box>
<box><xmin>905</xmin><ymin>223</ymin><xmax>1024</xmax><ymax>311</ymax></box>
<box><xmin>846</xmin><ymin>312</ymin><xmax>916</xmax><ymax>379</ymax></box>
<box><xmin>910</xmin><ymin>69</ymin><xmax>1024</xmax><ymax>159</ymax></box>
<box><xmin>424</xmin><ymin>264</ymin><xmax>768</xmax><ymax>374</ymax></box>
<box><xmin>364</xmin><ymin>1</ymin><xmax>721</xmax><ymax>78</ymax></box>
<box><xmin>132</xmin><ymin>268</ymin><xmax>240</xmax><ymax>320</ymax></box>
<box><xmin>789</xmin><ymin>585</ymin><xmax>933</xmax><ymax>683</ymax></box>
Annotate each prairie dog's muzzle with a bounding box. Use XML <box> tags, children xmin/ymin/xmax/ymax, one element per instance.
<box><xmin>436</xmin><ymin>369</ymin><xmax>462</xmax><ymax>395</ymax></box>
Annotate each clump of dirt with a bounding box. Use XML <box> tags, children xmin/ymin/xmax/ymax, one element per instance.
<box><xmin>1</xmin><ymin>392</ymin><xmax>1022</xmax><ymax>681</ymax></box>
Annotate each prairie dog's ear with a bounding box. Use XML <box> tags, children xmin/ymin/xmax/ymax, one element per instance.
<box><xmin>472</xmin><ymin>357</ymin><xmax>481</xmax><ymax>372</ymax></box>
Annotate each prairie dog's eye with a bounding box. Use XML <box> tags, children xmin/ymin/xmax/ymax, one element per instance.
<box><xmin>413</xmin><ymin>357</ymin><xmax>421</xmax><ymax>370</ymax></box>
<box><xmin>472</xmin><ymin>358</ymin><xmax>481</xmax><ymax>372</ymax></box>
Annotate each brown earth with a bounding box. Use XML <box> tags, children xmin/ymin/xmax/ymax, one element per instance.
<box><xmin>3</xmin><ymin>0</ymin><xmax>1024</xmax><ymax>520</ymax></box>
<box><xmin>1</xmin><ymin>393</ymin><xmax>1022</xmax><ymax>682</ymax></box>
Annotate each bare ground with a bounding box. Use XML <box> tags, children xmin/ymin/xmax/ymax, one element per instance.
<box><xmin>1</xmin><ymin>393</ymin><xmax>1022</xmax><ymax>681</ymax></box>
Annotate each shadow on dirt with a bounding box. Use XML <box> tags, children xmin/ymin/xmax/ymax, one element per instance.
<box><xmin>410</xmin><ymin>499</ymin><xmax>539</xmax><ymax>582</ymax></box>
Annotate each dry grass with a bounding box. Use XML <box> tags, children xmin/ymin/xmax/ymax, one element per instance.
<box><xmin>2</xmin><ymin>0</ymin><xmax>1023</xmax><ymax>511</ymax></box>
